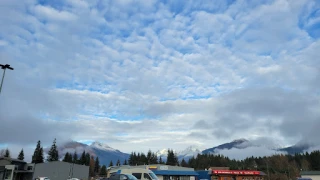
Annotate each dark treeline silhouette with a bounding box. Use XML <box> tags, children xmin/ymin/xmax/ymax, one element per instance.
<box><xmin>187</xmin><ymin>151</ymin><xmax>320</xmax><ymax>180</ymax></box>
<box><xmin>128</xmin><ymin>149</ymin><xmax>178</xmax><ymax>165</ymax></box>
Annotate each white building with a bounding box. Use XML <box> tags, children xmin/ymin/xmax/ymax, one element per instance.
<box><xmin>300</xmin><ymin>171</ymin><xmax>320</xmax><ymax>180</ymax></box>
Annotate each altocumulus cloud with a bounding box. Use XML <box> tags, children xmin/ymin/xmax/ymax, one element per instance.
<box><xmin>0</xmin><ymin>0</ymin><xmax>320</xmax><ymax>159</ymax></box>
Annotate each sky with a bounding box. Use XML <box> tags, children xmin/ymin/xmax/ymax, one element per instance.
<box><xmin>0</xmin><ymin>0</ymin><xmax>320</xmax><ymax>160</ymax></box>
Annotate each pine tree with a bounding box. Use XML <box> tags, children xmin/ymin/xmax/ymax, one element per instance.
<box><xmin>123</xmin><ymin>159</ymin><xmax>128</xmax><ymax>165</ymax></box>
<box><xmin>116</xmin><ymin>159</ymin><xmax>121</xmax><ymax>166</ymax></box>
<box><xmin>47</xmin><ymin>138</ymin><xmax>59</xmax><ymax>161</ymax></box>
<box><xmin>17</xmin><ymin>149</ymin><xmax>24</xmax><ymax>160</ymax></box>
<box><xmin>32</xmin><ymin>140</ymin><xmax>44</xmax><ymax>163</ymax></box>
<box><xmin>4</xmin><ymin>148</ymin><xmax>10</xmax><ymax>158</ymax></box>
<box><xmin>73</xmin><ymin>151</ymin><xmax>78</xmax><ymax>164</ymax></box>
<box><xmin>109</xmin><ymin>160</ymin><xmax>113</xmax><ymax>167</ymax></box>
<box><xmin>181</xmin><ymin>158</ymin><xmax>188</xmax><ymax>167</ymax></box>
<box><xmin>100</xmin><ymin>165</ymin><xmax>107</xmax><ymax>176</ymax></box>
<box><xmin>94</xmin><ymin>156</ymin><xmax>100</xmax><ymax>174</ymax></box>
<box><xmin>80</xmin><ymin>151</ymin><xmax>86</xmax><ymax>165</ymax></box>
<box><xmin>159</xmin><ymin>156</ymin><xmax>164</xmax><ymax>164</ymax></box>
<box><xmin>63</xmin><ymin>152</ymin><xmax>73</xmax><ymax>162</ymax></box>
<box><xmin>85</xmin><ymin>152</ymin><xmax>91</xmax><ymax>166</ymax></box>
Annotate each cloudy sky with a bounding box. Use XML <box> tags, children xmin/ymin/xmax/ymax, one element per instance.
<box><xmin>0</xmin><ymin>0</ymin><xmax>320</xmax><ymax>160</ymax></box>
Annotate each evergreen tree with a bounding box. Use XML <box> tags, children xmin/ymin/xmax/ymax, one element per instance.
<box><xmin>109</xmin><ymin>160</ymin><xmax>114</xmax><ymax>167</ymax></box>
<box><xmin>47</xmin><ymin>138</ymin><xmax>59</xmax><ymax>162</ymax></box>
<box><xmin>94</xmin><ymin>156</ymin><xmax>100</xmax><ymax>174</ymax></box>
<box><xmin>123</xmin><ymin>159</ymin><xmax>128</xmax><ymax>165</ymax></box>
<box><xmin>73</xmin><ymin>151</ymin><xmax>78</xmax><ymax>164</ymax></box>
<box><xmin>63</xmin><ymin>152</ymin><xmax>69</xmax><ymax>162</ymax></box>
<box><xmin>180</xmin><ymin>158</ymin><xmax>188</xmax><ymax>167</ymax></box>
<box><xmin>85</xmin><ymin>152</ymin><xmax>91</xmax><ymax>166</ymax></box>
<box><xmin>147</xmin><ymin>150</ymin><xmax>152</xmax><ymax>165</ymax></box>
<box><xmin>166</xmin><ymin>149</ymin><xmax>178</xmax><ymax>166</ymax></box>
<box><xmin>4</xmin><ymin>148</ymin><xmax>10</xmax><ymax>158</ymax></box>
<box><xmin>80</xmin><ymin>151</ymin><xmax>86</xmax><ymax>165</ymax></box>
<box><xmin>100</xmin><ymin>165</ymin><xmax>107</xmax><ymax>176</ymax></box>
<box><xmin>32</xmin><ymin>140</ymin><xmax>44</xmax><ymax>163</ymax></box>
<box><xmin>17</xmin><ymin>149</ymin><xmax>24</xmax><ymax>160</ymax></box>
<box><xmin>116</xmin><ymin>159</ymin><xmax>121</xmax><ymax>166</ymax></box>
<box><xmin>63</xmin><ymin>152</ymin><xmax>73</xmax><ymax>163</ymax></box>
<box><xmin>159</xmin><ymin>156</ymin><xmax>165</xmax><ymax>164</ymax></box>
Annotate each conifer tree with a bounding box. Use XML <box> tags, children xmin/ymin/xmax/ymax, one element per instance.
<box><xmin>180</xmin><ymin>158</ymin><xmax>188</xmax><ymax>167</ymax></box>
<box><xmin>17</xmin><ymin>149</ymin><xmax>24</xmax><ymax>160</ymax></box>
<box><xmin>85</xmin><ymin>152</ymin><xmax>91</xmax><ymax>166</ymax></box>
<box><xmin>73</xmin><ymin>151</ymin><xmax>78</xmax><ymax>164</ymax></box>
<box><xmin>94</xmin><ymin>156</ymin><xmax>100</xmax><ymax>174</ymax></box>
<box><xmin>123</xmin><ymin>159</ymin><xmax>128</xmax><ymax>165</ymax></box>
<box><xmin>47</xmin><ymin>138</ymin><xmax>59</xmax><ymax>161</ymax></box>
<box><xmin>159</xmin><ymin>156</ymin><xmax>165</xmax><ymax>164</ymax></box>
<box><xmin>100</xmin><ymin>165</ymin><xmax>107</xmax><ymax>176</ymax></box>
<box><xmin>32</xmin><ymin>140</ymin><xmax>44</xmax><ymax>163</ymax></box>
<box><xmin>4</xmin><ymin>148</ymin><xmax>10</xmax><ymax>158</ymax></box>
<box><xmin>80</xmin><ymin>151</ymin><xmax>86</xmax><ymax>165</ymax></box>
<box><xmin>63</xmin><ymin>152</ymin><xmax>73</xmax><ymax>163</ymax></box>
<box><xmin>109</xmin><ymin>160</ymin><xmax>113</xmax><ymax>167</ymax></box>
<box><xmin>116</xmin><ymin>159</ymin><xmax>121</xmax><ymax>166</ymax></box>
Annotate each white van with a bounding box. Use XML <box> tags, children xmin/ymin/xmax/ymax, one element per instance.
<box><xmin>109</xmin><ymin>168</ymin><xmax>158</xmax><ymax>180</ymax></box>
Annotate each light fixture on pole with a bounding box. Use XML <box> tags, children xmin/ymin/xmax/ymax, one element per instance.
<box><xmin>0</xmin><ymin>64</ymin><xmax>14</xmax><ymax>94</ymax></box>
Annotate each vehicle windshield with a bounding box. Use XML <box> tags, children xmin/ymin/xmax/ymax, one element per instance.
<box><xmin>127</xmin><ymin>174</ymin><xmax>138</xmax><ymax>180</ymax></box>
<box><xmin>149</xmin><ymin>172</ymin><xmax>158</xmax><ymax>180</ymax></box>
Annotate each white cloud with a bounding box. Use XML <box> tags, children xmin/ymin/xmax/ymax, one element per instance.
<box><xmin>0</xmin><ymin>0</ymin><xmax>319</xmax><ymax>158</ymax></box>
<box><xmin>33</xmin><ymin>5</ymin><xmax>77</xmax><ymax>22</ymax></box>
<box><xmin>216</xmin><ymin>147</ymin><xmax>286</xmax><ymax>160</ymax></box>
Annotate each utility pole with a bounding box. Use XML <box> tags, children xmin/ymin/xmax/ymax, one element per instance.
<box><xmin>0</xmin><ymin>64</ymin><xmax>14</xmax><ymax>94</ymax></box>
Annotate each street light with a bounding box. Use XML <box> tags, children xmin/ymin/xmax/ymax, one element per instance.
<box><xmin>0</xmin><ymin>64</ymin><xmax>14</xmax><ymax>94</ymax></box>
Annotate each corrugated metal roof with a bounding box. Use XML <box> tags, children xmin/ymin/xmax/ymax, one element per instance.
<box><xmin>301</xmin><ymin>171</ymin><xmax>320</xmax><ymax>175</ymax></box>
<box><xmin>153</xmin><ymin>170</ymin><xmax>199</xmax><ymax>176</ymax></box>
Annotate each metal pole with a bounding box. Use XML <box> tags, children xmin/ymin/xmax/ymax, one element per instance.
<box><xmin>0</xmin><ymin>68</ymin><xmax>6</xmax><ymax>94</ymax></box>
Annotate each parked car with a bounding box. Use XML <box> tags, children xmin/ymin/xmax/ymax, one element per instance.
<box><xmin>109</xmin><ymin>174</ymin><xmax>138</xmax><ymax>180</ymax></box>
<box><xmin>35</xmin><ymin>177</ymin><xmax>50</xmax><ymax>180</ymax></box>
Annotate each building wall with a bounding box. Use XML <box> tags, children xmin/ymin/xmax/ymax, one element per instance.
<box><xmin>302</xmin><ymin>175</ymin><xmax>320</xmax><ymax>180</ymax></box>
<box><xmin>0</xmin><ymin>160</ymin><xmax>10</xmax><ymax>167</ymax></box>
<box><xmin>32</xmin><ymin>161</ymin><xmax>89</xmax><ymax>180</ymax></box>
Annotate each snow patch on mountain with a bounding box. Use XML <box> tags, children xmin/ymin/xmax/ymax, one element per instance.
<box><xmin>90</xmin><ymin>141</ymin><xmax>118</xmax><ymax>152</ymax></box>
<box><xmin>178</xmin><ymin>145</ymin><xmax>202</xmax><ymax>158</ymax></box>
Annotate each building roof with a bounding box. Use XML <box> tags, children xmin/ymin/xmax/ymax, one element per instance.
<box><xmin>301</xmin><ymin>171</ymin><xmax>320</xmax><ymax>175</ymax></box>
<box><xmin>0</xmin><ymin>157</ymin><xmax>26</xmax><ymax>163</ymax></box>
<box><xmin>153</xmin><ymin>170</ymin><xmax>199</xmax><ymax>176</ymax></box>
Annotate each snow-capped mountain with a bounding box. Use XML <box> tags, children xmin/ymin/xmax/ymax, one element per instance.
<box><xmin>202</xmin><ymin>139</ymin><xmax>250</xmax><ymax>154</ymax></box>
<box><xmin>155</xmin><ymin>146</ymin><xmax>202</xmax><ymax>162</ymax></box>
<box><xmin>90</xmin><ymin>141</ymin><xmax>119</xmax><ymax>152</ymax></box>
<box><xmin>44</xmin><ymin>141</ymin><xmax>129</xmax><ymax>166</ymax></box>
<box><xmin>177</xmin><ymin>146</ymin><xmax>202</xmax><ymax>160</ymax></box>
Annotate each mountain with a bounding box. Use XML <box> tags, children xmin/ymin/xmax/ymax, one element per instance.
<box><xmin>155</xmin><ymin>146</ymin><xmax>202</xmax><ymax>162</ymax></box>
<box><xmin>90</xmin><ymin>141</ymin><xmax>130</xmax><ymax>166</ymax></box>
<box><xmin>279</xmin><ymin>143</ymin><xmax>311</xmax><ymax>154</ymax></box>
<box><xmin>177</xmin><ymin>146</ymin><xmax>202</xmax><ymax>160</ymax></box>
<box><xmin>45</xmin><ymin>141</ymin><xmax>129</xmax><ymax>166</ymax></box>
<box><xmin>202</xmin><ymin>138</ymin><xmax>250</xmax><ymax>154</ymax></box>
